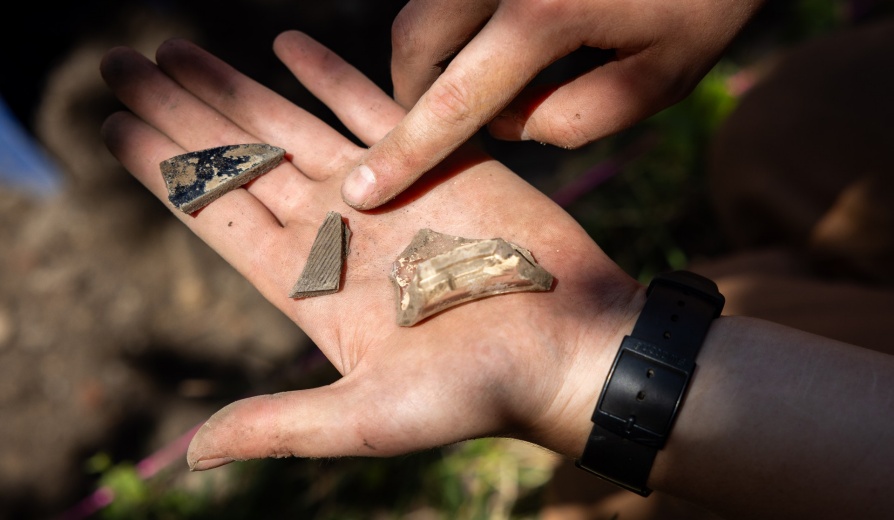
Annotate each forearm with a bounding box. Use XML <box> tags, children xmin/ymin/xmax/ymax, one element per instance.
<box><xmin>650</xmin><ymin>316</ymin><xmax>894</xmax><ymax>518</ymax></box>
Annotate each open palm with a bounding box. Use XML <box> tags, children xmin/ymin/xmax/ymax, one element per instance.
<box><xmin>100</xmin><ymin>32</ymin><xmax>642</xmax><ymax>470</ymax></box>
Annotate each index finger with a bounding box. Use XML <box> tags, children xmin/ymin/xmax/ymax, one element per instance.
<box><xmin>342</xmin><ymin>8</ymin><xmax>572</xmax><ymax>210</ymax></box>
<box><xmin>390</xmin><ymin>0</ymin><xmax>499</xmax><ymax>109</ymax></box>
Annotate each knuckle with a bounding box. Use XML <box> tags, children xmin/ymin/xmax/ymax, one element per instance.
<box><xmin>424</xmin><ymin>74</ymin><xmax>478</xmax><ymax>126</ymax></box>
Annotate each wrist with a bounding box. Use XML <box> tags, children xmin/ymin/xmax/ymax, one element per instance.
<box><xmin>528</xmin><ymin>280</ymin><xmax>646</xmax><ymax>459</ymax></box>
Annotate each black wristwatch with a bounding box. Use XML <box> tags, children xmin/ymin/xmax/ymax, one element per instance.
<box><xmin>575</xmin><ymin>270</ymin><xmax>725</xmax><ymax>496</ymax></box>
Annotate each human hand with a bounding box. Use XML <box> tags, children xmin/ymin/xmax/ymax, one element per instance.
<box><xmin>340</xmin><ymin>0</ymin><xmax>765</xmax><ymax>209</ymax></box>
<box><xmin>99</xmin><ymin>32</ymin><xmax>643</xmax><ymax>470</ymax></box>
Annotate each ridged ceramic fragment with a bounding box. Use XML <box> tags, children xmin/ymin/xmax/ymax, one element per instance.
<box><xmin>160</xmin><ymin>143</ymin><xmax>285</xmax><ymax>213</ymax></box>
<box><xmin>390</xmin><ymin>229</ymin><xmax>554</xmax><ymax>326</ymax></box>
<box><xmin>289</xmin><ymin>211</ymin><xmax>351</xmax><ymax>298</ymax></box>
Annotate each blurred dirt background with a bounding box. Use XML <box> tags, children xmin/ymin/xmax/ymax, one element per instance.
<box><xmin>0</xmin><ymin>2</ymin><xmax>407</xmax><ymax>517</ymax></box>
<box><xmin>2</xmin><ymin>1</ymin><xmax>894</xmax><ymax>519</ymax></box>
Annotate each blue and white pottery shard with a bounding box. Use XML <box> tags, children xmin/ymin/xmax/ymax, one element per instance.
<box><xmin>160</xmin><ymin>143</ymin><xmax>285</xmax><ymax>213</ymax></box>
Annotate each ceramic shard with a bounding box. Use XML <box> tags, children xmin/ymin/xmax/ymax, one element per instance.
<box><xmin>289</xmin><ymin>211</ymin><xmax>351</xmax><ymax>298</ymax></box>
<box><xmin>160</xmin><ymin>143</ymin><xmax>285</xmax><ymax>213</ymax></box>
<box><xmin>390</xmin><ymin>229</ymin><xmax>554</xmax><ymax>326</ymax></box>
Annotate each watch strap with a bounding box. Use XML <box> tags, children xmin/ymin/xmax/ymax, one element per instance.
<box><xmin>576</xmin><ymin>271</ymin><xmax>724</xmax><ymax>496</ymax></box>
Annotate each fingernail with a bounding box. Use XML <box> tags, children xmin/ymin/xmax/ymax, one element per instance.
<box><xmin>189</xmin><ymin>457</ymin><xmax>235</xmax><ymax>472</ymax></box>
<box><xmin>342</xmin><ymin>164</ymin><xmax>376</xmax><ymax>207</ymax></box>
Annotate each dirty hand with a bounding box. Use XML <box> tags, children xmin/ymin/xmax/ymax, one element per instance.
<box><xmin>341</xmin><ymin>0</ymin><xmax>764</xmax><ymax>209</ymax></box>
<box><xmin>100</xmin><ymin>32</ymin><xmax>642</xmax><ymax>471</ymax></box>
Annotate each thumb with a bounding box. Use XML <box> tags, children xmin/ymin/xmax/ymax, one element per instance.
<box><xmin>488</xmin><ymin>53</ymin><xmax>691</xmax><ymax>148</ymax></box>
<box><xmin>185</xmin><ymin>366</ymin><xmax>500</xmax><ymax>470</ymax></box>
<box><xmin>186</xmin><ymin>383</ymin><xmax>388</xmax><ymax>471</ymax></box>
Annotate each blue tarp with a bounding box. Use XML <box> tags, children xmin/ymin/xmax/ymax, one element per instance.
<box><xmin>0</xmin><ymin>96</ymin><xmax>63</xmax><ymax>196</ymax></box>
